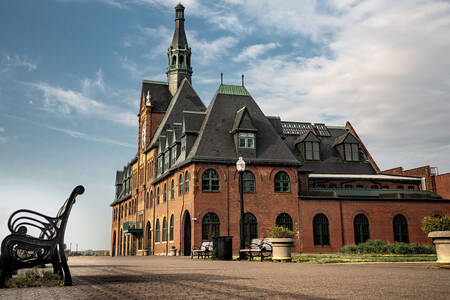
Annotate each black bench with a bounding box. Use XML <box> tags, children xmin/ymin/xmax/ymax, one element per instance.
<box><xmin>191</xmin><ymin>241</ymin><xmax>213</xmax><ymax>259</ymax></box>
<box><xmin>0</xmin><ymin>185</ymin><xmax>84</xmax><ymax>287</ymax></box>
<box><xmin>239</xmin><ymin>238</ymin><xmax>272</xmax><ymax>261</ymax></box>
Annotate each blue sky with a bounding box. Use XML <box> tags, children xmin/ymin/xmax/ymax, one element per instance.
<box><xmin>1</xmin><ymin>0</ymin><xmax>450</xmax><ymax>250</ymax></box>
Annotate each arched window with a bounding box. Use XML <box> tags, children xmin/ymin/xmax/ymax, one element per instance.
<box><xmin>393</xmin><ymin>214</ymin><xmax>409</xmax><ymax>243</ymax></box>
<box><xmin>171</xmin><ymin>180</ymin><xmax>174</xmax><ymax>199</ymax></box>
<box><xmin>276</xmin><ymin>213</ymin><xmax>293</xmax><ymax>231</ymax></box>
<box><xmin>313</xmin><ymin>214</ymin><xmax>330</xmax><ymax>246</ymax></box>
<box><xmin>146</xmin><ymin>192</ymin><xmax>149</xmax><ymax>208</ymax></box>
<box><xmin>170</xmin><ymin>215</ymin><xmax>174</xmax><ymax>241</ymax></box>
<box><xmin>172</xmin><ymin>55</ymin><xmax>176</xmax><ymax>66</ymax></box>
<box><xmin>125</xmin><ymin>203</ymin><xmax>127</xmax><ymax>216</ymax></box>
<box><xmin>157</xmin><ymin>187</ymin><xmax>160</xmax><ymax>204</ymax></box>
<box><xmin>162</xmin><ymin>217</ymin><xmax>168</xmax><ymax>242</ymax></box>
<box><xmin>179</xmin><ymin>55</ymin><xmax>184</xmax><ymax>67</ymax></box>
<box><xmin>202</xmin><ymin>169</ymin><xmax>220</xmax><ymax>192</ymax></box>
<box><xmin>163</xmin><ymin>183</ymin><xmax>167</xmax><ymax>202</ymax></box>
<box><xmin>202</xmin><ymin>212</ymin><xmax>220</xmax><ymax>241</ymax></box>
<box><xmin>354</xmin><ymin>214</ymin><xmax>370</xmax><ymax>244</ymax></box>
<box><xmin>274</xmin><ymin>171</ymin><xmax>290</xmax><ymax>192</ymax></box>
<box><xmin>185</xmin><ymin>171</ymin><xmax>190</xmax><ymax>193</ymax></box>
<box><xmin>243</xmin><ymin>213</ymin><xmax>258</xmax><ymax>245</ymax></box>
<box><xmin>150</xmin><ymin>190</ymin><xmax>153</xmax><ymax>208</ymax></box>
<box><xmin>146</xmin><ymin>222</ymin><xmax>151</xmax><ymax>249</ymax></box>
<box><xmin>242</xmin><ymin>171</ymin><xmax>256</xmax><ymax>193</ymax></box>
<box><xmin>179</xmin><ymin>174</ymin><xmax>183</xmax><ymax>195</ymax></box>
<box><xmin>119</xmin><ymin>229</ymin><xmax>122</xmax><ymax>256</ymax></box>
<box><xmin>155</xmin><ymin>220</ymin><xmax>160</xmax><ymax>242</ymax></box>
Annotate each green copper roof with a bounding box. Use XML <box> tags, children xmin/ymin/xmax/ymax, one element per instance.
<box><xmin>309</xmin><ymin>188</ymin><xmax>441</xmax><ymax>199</ymax></box>
<box><xmin>143</xmin><ymin>80</ymin><xmax>168</xmax><ymax>85</ymax></box>
<box><xmin>217</xmin><ymin>84</ymin><xmax>250</xmax><ymax>96</ymax></box>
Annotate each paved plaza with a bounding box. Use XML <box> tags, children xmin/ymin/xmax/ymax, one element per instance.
<box><xmin>0</xmin><ymin>256</ymin><xmax>449</xmax><ymax>299</ymax></box>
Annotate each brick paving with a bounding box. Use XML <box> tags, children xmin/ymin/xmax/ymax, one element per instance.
<box><xmin>0</xmin><ymin>256</ymin><xmax>449</xmax><ymax>299</ymax></box>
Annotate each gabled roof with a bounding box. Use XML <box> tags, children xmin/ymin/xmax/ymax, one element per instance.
<box><xmin>332</xmin><ymin>131</ymin><xmax>359</xmax><ymax>147</ymax></box>
<box><xmin>187</xmin><ymin>85</ymin><xmax>300</xmax><ymax>166</ymax></box>
<box><xmin>145</xmin><ymin>78</ymin><xmax>206</xmax><ymax>152</ymax></box>
<box><xmin>295</xmin><ymin>130</ymin><xmax>320</xmax><ymax>144</ymax></box>
<box><xmin>141</xmin><ymin>80</ymin><xmax>171</xmax><ymax>113</ymax></box>
<box><xmin>231</xmin><ymin>106</ymin><xmax>257</xmax><ymax>134</ymax></box>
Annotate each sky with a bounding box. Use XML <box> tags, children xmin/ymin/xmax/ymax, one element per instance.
<box><xmin>1</xmin><ymin>0</ymin><xmax>449</xmax><ymax>251</ymax></box>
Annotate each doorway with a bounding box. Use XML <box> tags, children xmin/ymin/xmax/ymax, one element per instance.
<box><xmin>183</xmin><ymin>211</ymin><xmax>191</xmax><ymax>256</ymax></box>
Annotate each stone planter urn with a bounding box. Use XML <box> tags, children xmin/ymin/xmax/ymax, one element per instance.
<box><xmin>268</xmin><ymin>238</ymin><xmax>294</xmax><ymax>261</ymax></box>
<box><xmin>169</xmin><ymin>247</ymin><xmax>177</xmax><ymax>256</ymax></box>
<box><xmin>428</xmin><ymin>231</ymin><xmax>450</xmax><ymax>266</ymax></box>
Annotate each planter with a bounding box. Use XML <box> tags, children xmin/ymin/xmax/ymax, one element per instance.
<box><xmin>428</xmin><ymin>231</ymin><xmax>450</xmax><ymax>266</ymax></box>
<box><xmin>268</xmin><ymin>238</ymin><xmax>294</xmax><ymax>261</ymax></box>
<box><xmin>169</xmin><ymin>247</ymin><xmax>177</xmax><ymax>256</ymax></box>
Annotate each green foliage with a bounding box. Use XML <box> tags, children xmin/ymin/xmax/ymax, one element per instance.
<box><xmin>421</xmin><ymin>215</ymin><xmax>450</xmax><ymax>234</ymax></box>
<box><xmin>339</xmin><ymin>240</ymin><xmax>434</xmax><ymax>255</ymax></box>
<box><xmin>210</xmin><ymin>249</ymin><xmax>217</xmax><ymax>259</ymax></box>
<box><xmin>292</xmin><ymin>253</ymin><xmax>436</xmax><ymax>264</ymax></box>
<box><xmin>268</xmin><ymin>225</ymin><xmax>295</xmax><ymax>238</ymax></box>
<box><xmin>6</xmin><ymin>268</ymin><xmax>64</xmax><ymax>288</ymax></box>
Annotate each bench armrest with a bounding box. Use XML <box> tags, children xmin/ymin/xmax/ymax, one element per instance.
<box><xmin>8</xmin><ymin>209</ymin><xmax>58</xmax><ymax>239</ymax></box>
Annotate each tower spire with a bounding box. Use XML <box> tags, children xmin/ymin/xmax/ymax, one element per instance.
<box><xmin>167</xmin><ymin>3</ymin><xmax>192</xmax><ymax>96</ymax></box>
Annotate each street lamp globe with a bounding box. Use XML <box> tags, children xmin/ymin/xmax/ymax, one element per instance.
<box><xmin>236</xmin><ymin>156</ymin><xmax>246</xmax><ymax>173</ymax></box>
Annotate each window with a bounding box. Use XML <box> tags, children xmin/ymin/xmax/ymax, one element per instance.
<box><xmin>172</xmin><ymin>55</ymin><xmax>176</xmax><ymax>66</ymax></box>
<box><xmin>181</xmin><ymin>136</ymin><xmax>186</xmax><ymax>153</ymax></box>
<box><xmin>164</xmin><ymin>152</ymin><xmax>170</xmax><ymax>172</ymax></box>
<box><xmin>393</xmin><ymin>214</ymin><xmax>409</xmax><ymax>243</ymax></box>
<box><xmin>171</xmin><ymin>146</ymin><xmax>177</xmax><ymax>166</ymax></box>
<box><xmin>162</xmin><ymin>217</ymin><xmax>168</xmax><ymax>242</ymax></box>
<box><xmin>163</xmin><ymin>183</ymin><xmax>167</xmax><ymax>202</ymax></box>
<box><xmin>344</xmin><ymin>184</ymin><xmax>352</xmax><ymax>189</ymax></box>
<box><xmin>179</xmin><ymin>55</ymin><xmax>184</xmax><ymax>68</ymax></box>
<box><xmin>356</xmin><ymin>185</ymin><xmax>364</xmax><ymax>189</ymax></box>
<box><xmin>238</xmin><ymin>132</ymin><xmax>255</xmax><ymax>149</ymax></box>
<box><xmin>146</xmin><ymin>222</ymin><xmax>151</xmax><ymax>249</ymax></box>
<box><xmin>354</xmin><ymin>214</ymin><xmax>370</xmax><ymax>244</ymax></box>
<box><xmin>344</xmin><ymin>143</ymin><xmax>359</xmax><ymax>161</ymax></box>
<box><xmin>157</xmin><ymin>187</ymin><xmax>160</xmax><ymax>204</ymax></box>
<box><xmin>313</xmin><ymin>214</ymin><xmax>330</xmax><ymax>246</ymax></box>
<box><xmin>178</xmin><ymin>174</ymin><xmax>183</xmax><ymax>195</ymax></box>
<box><xmin>397</xmin><ymin>185</ymin><xmax>404</xmax><ymax>190</ymax></box>
<box><xmin>146</xmin><ymin>192</ymin><xmax>149</xmax><ymax>208</ymax></box>
<box><xmin>185</xmin><ymin>171</ymin><xmax>190</xmax><ymax>193</ymax></box>
<box><xmin>274</xmin><ymin>171</ymin><xmax>290</xmax><ymax>192</ymax></box>
<box><xmin>125</xmin><ymin>203</ymin><xmax>127</xmax><ymax>216</ymax></box>
<box><xmin>371</xmin><ymin>185</ymin><xmax>379</xmax><ymax>189</ymax></box>
<box><xmin>155</xmin><ymin>220</ymin><xmax>160</xmax><ymax>242</ymax></box>
<box><xmin>202</xmin><ymin>212</ymin><xmax>220</xmax><ymax>241</ymax></box>
<box><xmin>382</xmin><ymin>186</ymin><xmax>389</xmax><ymax>190</ymax></box>
<box><xmin>276</xmin><ymin>213</ymin><xmax>293</xmax><ymax>231</ymax></box>
<box><xmin>316</xmin><ymin>184</ymin><xmax>326</xmax><ymax>189</ymax></box>
<box><xmin>329</xmin><ymin>183</ymin><xmax>337</xmax><ymax>189</ymax></box>
<box><xmin>170</xmin><ymin>215</ymin><xmax>174</xmax><ymax>241</ymax></box>
<box><xmin>202</xmin><ymin>169</ymin><xmax>220</xmax><ymax>192</ymax></box>
<box><xmin>171</xmin><ymin>180</ymin><xmax>174</xmax><ymax>199</ymax></box>
<box><xmin>157</xmin><ymin>156</ymin><xmax>163</xmax><ymax>176</ymax></box>
<box><xmin>305</xmin><ymin>141</ymin><xmax>320</xmax><ymax>160</ymax></box>
<box><xmin>408</xmin><ymin>186</ymin><xmax>415</xmax><ymax>190</ymax></box>
<box><xmin>243</xmin><ymin>213</ymin><xmax>258</xmax><ymax>246</ymax></box>
<box><xmin>150</xmin><ymin>191</ymin><xmax>153</xmax><ymax>208</ymax></box>
<box><xmin>242</xmin><ymin>171</ymin><xmax>256</xmax><ymax>193</ymax></box>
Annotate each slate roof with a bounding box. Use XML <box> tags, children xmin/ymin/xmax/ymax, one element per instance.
<box><xmin>282</xmin><ymin>126</ymin><xmax>376</xmax><ymax>174</ymax></box>
<box><xmin>142</xmin><ymin>80</ymin><xmax>171</xmax><ymax>113</ymax></box>
<box><xmin>171</xmin><ymin>5</ymin><xmax>188</xmax><ymax>49</ymax></box>
<box><xmin>186</xmin><ymin>85</ymin><xmax>301</xmax><ymax>166</ymax></box>
<box><xmin>146</xmin><ymin>78</ymin><xmax>206</xmax><ymax>152</ymax></box>
<box><xmin>183</xmin><ymin>111</ymin><xmax>206</xmax><ymax>134</ymax></box>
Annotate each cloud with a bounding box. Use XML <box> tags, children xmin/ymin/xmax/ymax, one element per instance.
<box><xmin>31</xmin><ymin>81</ymin><xmax>136</xmax><ymax>127</ymax></box>
<box><xmin>234</xmin><ymin>43</ymin><xmax>279</xmax><ymax>63</ymax></box>
<box><xmin>0</xmin><ymin>127</ymin><xmax>4</xmax><ymax>133</ymax></box>
<box><xmin>188</xmin><ymin>32</ymin><xmax>238</xmax><ymax>65</ymax></box>
<box><xmin>47</xmin><ymin>126</ymin><xmax>135</xmax><ymax>148</ymax></box>
<box><xmin>81</xmin><ymin>69</ymin><xmax>105</xmax><ymax>94</ymax></box>
<box><xmin>241</xmin><ymin>0</ymin><xmax>450</xmax><ymax>171</ymax></box>
<box><xmin>0</xmin><ymin>54</ymin><xmax>37</xmax><ymax>74</ymax></box>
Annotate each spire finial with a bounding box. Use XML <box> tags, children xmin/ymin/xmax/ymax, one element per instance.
<box><xmin>220</xmin><ymin>72</ymin><xmax>223</xmax><ymax>85</ymax></box>
<box><xmin>242</xmin><ymin>73</ymin><xmax>244</xmax><ymax>87</ymax></box>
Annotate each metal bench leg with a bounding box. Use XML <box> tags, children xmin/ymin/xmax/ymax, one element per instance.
<box><xmin>61</xmin><ymin>260</ymin><xmax>72</xmax><ymax>286</ymax></box>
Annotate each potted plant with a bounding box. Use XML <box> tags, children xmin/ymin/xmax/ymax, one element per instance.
<box><xmin>422</xmin><ymin>215</ymin><xmax>450</xmax><ymax>266</ymax></box>
<box><xmin>268</xmin><ymin>225</ymin><xmax>295</xmax><ymax>262</ymax></box>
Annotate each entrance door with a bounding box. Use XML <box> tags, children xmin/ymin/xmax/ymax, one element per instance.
<box><xmin>184</xmin><ymin>211</ymin><xmax>191</xmax><ymax>256</ymax></box>
<box><xmin>112</xmin><ymin>231</ymin><xmax>116</xmax><ymax>256</ymax></box>
<box><xmin>132</xmin><ymin>236</ymin><xmax>137</xmax><ymax>255</ymax></box>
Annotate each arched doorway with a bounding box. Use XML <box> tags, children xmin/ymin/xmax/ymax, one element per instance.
<box><xmin>202</xmin><ymin>212</ymin><xmax>220</xmax><ymax>241</ymax></box>
<box><xmin>243</xmin><ymin>213</ymin><xmax>257</xmax><ymax>245</ymax></box>
<box><xmin>183</xmin><ymin>211</ymin><xmax>191</xmax><ymax>256</ymax></box>
<box><xmin>146</xmin><ymin>221</ymin><xmax>152</xmax><ymax>253</ymax></box>
<box><xmin>112</xmin><ymin>231</ymin><xmax>116</xmax><ymax>256</ymax></box>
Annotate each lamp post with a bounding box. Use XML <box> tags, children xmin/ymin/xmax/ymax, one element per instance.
<box><xmin>236</xmin><ymin>156</ymin><xmax>246</xmax><ymax>260</ymax></box>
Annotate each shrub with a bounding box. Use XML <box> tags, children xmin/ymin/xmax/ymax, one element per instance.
<box><xmin>269</xmin><ymin>225</ymin><xmax>295</xmax><ymax>238</ymax></box>
<box><xmin>338</xmin><ymin>240</ymin><xmax>435</xmax><ymax>255</ymax></box>
<box><xmin>421</xmin><ymin>215</ymin><xmax>450</xmax><ymax>234</ymax></box>
<box><xmin>6</xmin><ymin>268</ymin><xmax>63</xmax><ymax>288</ymax></box>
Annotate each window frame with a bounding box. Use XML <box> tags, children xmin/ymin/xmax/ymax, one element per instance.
<box><xmin>178</xmin><ymin>174</ymin><xmax>183</xmax><ymax>196</ymax></box>
<box><xmin>242</xmin><ymin>171</ymin><xmax>256</xmax><ymax>193</ymax></box>
<box><xmin>238</xmin><ymin>132</ymin><xmax>255</xmax><ymax>149</ymax></box>
<box><xmin>185</xmin><ymin>171</ymin><xmax>190</xmax><ymax>193</ymax></box>
<box><xmin>274</xmin><ymin>171</ymin><xmax>290</xmax><ymax>193</ymax></box>
<box><xmin>202</xmin><ymin>169</ymin><xmax>220</xmax><ymax>192</ymax></box>
<box><xmin>313</xmin><ymin>213</ymin><xmax>330</xmax><ymax>246</ymax></box>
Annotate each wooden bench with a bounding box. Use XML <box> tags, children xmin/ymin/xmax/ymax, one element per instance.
<box><xmin>0</xmin><ymin>185</ymin><xmax>85</xmax><ymax>287</ymax></box>
<box><xmin>239</xmin><ymin>238</ymin><xmax>272</xmax><ymax>261</ymax></box>
<box><xmin>191</xmin><ymin>241</ymin><xmax>213</xmax><ymax>259</ymax></box>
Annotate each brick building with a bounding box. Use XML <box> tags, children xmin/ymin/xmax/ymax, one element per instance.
<box><xmin>110</xmin><ymin>4</ymin><xmax>450</xmax><ymax>256</ymax></box>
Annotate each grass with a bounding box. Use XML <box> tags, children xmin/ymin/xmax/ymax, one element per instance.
<box><xmin>291</xmin><ymin>253</ymin><xmax>437</xmax><ymax>264</ymax></box>
<box><xmin>5</xmin><ymin>268</ymin><xmax>64</xmax><ymax>288</ymax></box>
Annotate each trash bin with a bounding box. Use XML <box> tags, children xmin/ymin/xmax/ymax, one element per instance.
<box><xmin>215</xmin><ymin>236</ymin><xmax>233</xmax><ymax>260</ymax></box>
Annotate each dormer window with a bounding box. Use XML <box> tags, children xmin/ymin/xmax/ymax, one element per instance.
<box><xmin>305</xmin><ymin>141</ymin><xmax>320</xmax><ymax>160</ymax></box>
<box><xmin>181</xmin><ymin>136</ymin><xmax>186</xmax><ymax>153</ymax></box>
<box><xmin>157</xmin><ymin>155</ymin><xmax>163</xmax><ymax>176</ymax></box>
<box><xmin>344</xmin><ymin>143</ymin><xmax>359</xmax><ymax>161</ymax></box>
<box><xmin>171</xmin><ymin>146</ymin><xmax>177</xmax><ymax>165</ymax></box>
<box><xmin>164</xmin><ymin>152</ymin><xmax>170</xmax><ymax>172</ymax></box>
<box><xmin>239</xmin><ymin>132</ymin><xmax>255</xmax><ymax>149</ymax></box>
